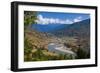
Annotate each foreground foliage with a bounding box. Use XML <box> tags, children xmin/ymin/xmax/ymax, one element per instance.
<box><xmin>24</xmin><ymin>11</ymin><xmax>90</xmax><ymax>62</ymax></box>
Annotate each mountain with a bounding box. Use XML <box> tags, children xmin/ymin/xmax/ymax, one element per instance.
<box><xmin>31</xmin><ymin>19</ymin><xmax>90</xmax><ymax>38</ymax></box>
<box><xmin>32</xmin><ymin>24</ymin><xmax>70</xmax><ymax>32</ymax></box>
<box><xmin>25</xmin><ymin>19</ymin><xmax>90</xmax><ymax>60</ymax></box>
<box><xmin>50</xmin><ymin>19</ymin><xmax>90</xmax><ymax>37</ymax></box>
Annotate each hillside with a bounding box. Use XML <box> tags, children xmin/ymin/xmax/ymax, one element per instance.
<box><xmin>24</xmin><ymin>19</ymin><xmax>90</xmax><ymax>61</ymax></box>
<box><xmin>32</xmin><ymin>24</ymin><xmax>69</xmax><ymax>32</ymax></box>
<box><xmin>24</xmin><ymin>29</ymin><xmax>76</xmax><ymax>61</ymax></box>
<box><xmin>50</xmin><ymin>19</ymin><xmax>90</xmax><ymax>37</ymax></box>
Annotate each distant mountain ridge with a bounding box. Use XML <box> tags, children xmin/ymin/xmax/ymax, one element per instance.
<box><xmin>32</xmin><ymin>23</ymin><xmax>70</xmax><ymax>32</ymax></box>
<box><xmin>31</xmin><ymin>19</ymin><xmax>90</xmax><ymax>37</ymax></box>
<box><xmin>51</xmin><ymin>19</ymin><xmax>90</xmax><ymax>37</ymax></box>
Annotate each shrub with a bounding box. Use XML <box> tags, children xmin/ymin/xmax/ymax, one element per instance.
<box><xmin>76</xmin><ymin>48</ymin><xmax>89</xmax><ymax>59</ymax></box>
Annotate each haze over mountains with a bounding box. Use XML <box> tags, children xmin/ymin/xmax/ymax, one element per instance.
<box><xmin>32</xmin><ymin>23</ymin><xmax>69</xmax><ymax>32</ymax></box>
<box><xmin>32</xmin><ymin>19</ymin><xmax>90</xmax><ymax>37</ymax></box>
<box><xmin>25</xmin><ymin>18</ymin><xmax>90</xmax><ymax>61</ymax></box>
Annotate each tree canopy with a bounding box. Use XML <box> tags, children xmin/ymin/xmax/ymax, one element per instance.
<box><xmin>24</xmin><ymin>11</ymin><xmax>38</xmax><ymax>27</ymax></box>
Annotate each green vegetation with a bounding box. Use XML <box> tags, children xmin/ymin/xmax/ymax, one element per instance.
<box><xmin>24</xmin><ymin>38</ymin><xmax>33</xmax><ymax>61</ymax></box>
<box><xmin>24</xmin><ymin>32</ymin><xmax>75</xmax><ymax>61</ymax></box>
<box><xmin>76</xmin><ymin>48</ymin><xmax>90</xmax><ymax>59</ymax></box>
<box><xmin>24</xmin><ymin>11</ymin><xmax>37</xmax><ymax>27</ymax></box>
<box><xmin>24</xmin><ymin>48</ymin><xmax>75</xmax><ymax>62</ymax></box>
<box><xmin>24</xmin><ymin>11</ymin><xmax>90</xmax><ymax>62</ymax></box>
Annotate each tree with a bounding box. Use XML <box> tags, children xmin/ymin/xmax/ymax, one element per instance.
<box><xmin>24</xmin><ymin>11</ymin><xmax>38</xmax><ymax>28</ymax></box>
<box><xmin>76</xmin><ymin>48</ymin><xmax>88</xmax><ymax>59</ymax></box>
<box><xmin>24</xmin><ymin>38</ymin><xmax>33</xmax><ymax>61</ymax></box>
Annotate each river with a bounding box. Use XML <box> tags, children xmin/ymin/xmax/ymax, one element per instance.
<box><xmin>48</xmin><ymin>43</ymin><xmax>76</xmax><ymax>58</ymax></box>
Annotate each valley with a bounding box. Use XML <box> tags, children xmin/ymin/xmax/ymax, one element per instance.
<box><xmin>24</xmin><ymin>11</ymin><xmax>90</xmax><ymax>61</ymax></box>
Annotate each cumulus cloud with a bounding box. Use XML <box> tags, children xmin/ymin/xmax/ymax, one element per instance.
<box><xmin>65</xmin><ymin>19</ymin><xmax>73</xmax><ymax>24</ymax></box>
<box><xmin>35</xmin><ymin>14</ymin><xmax>73</xmax><ymax>25</ymax></box>
<box><xmin>73</xmin><ymin>16</ymin><xmax>82</xmax><ymax>22</ymax></box>
<box><xmin>35</xmin><ymin>15</ymin><xmax>83</xmax><ymax>25</ymax></box>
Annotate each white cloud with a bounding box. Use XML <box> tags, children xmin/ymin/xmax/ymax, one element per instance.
<box><xmin>65</xmin><ymin>19</ymin><xmax>73</xmax><ymax>24</ymax></box>
<box><xmin>35</xmin><ymin>15</ymin><xmax>84</xmax><ymax>25</ymax></box>
<box><xmin>35</xmin><ymin>14</ymin><xmax>73</xmax><ymax>25</ymax></box>
<box><xmin>35</xmin><ymin>15</ymin><xmax>49</xmax><ymax>24</ymax></box>
<box><xmin>73</xmin><ymin>16</ymin><xmax>82</xmax><ymax>22</ymax></box>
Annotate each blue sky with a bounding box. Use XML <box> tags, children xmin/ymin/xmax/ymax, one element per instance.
<box><xmin>35</xmin><ymin>11</ymin><xmax>90</xmax><ymax>25</ymax></box>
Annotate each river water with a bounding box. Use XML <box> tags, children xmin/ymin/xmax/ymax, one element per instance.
<box><xmin>48</xmin><ymin>43</ymin><xmax>76</xmax><ymax>58</ymax></box>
